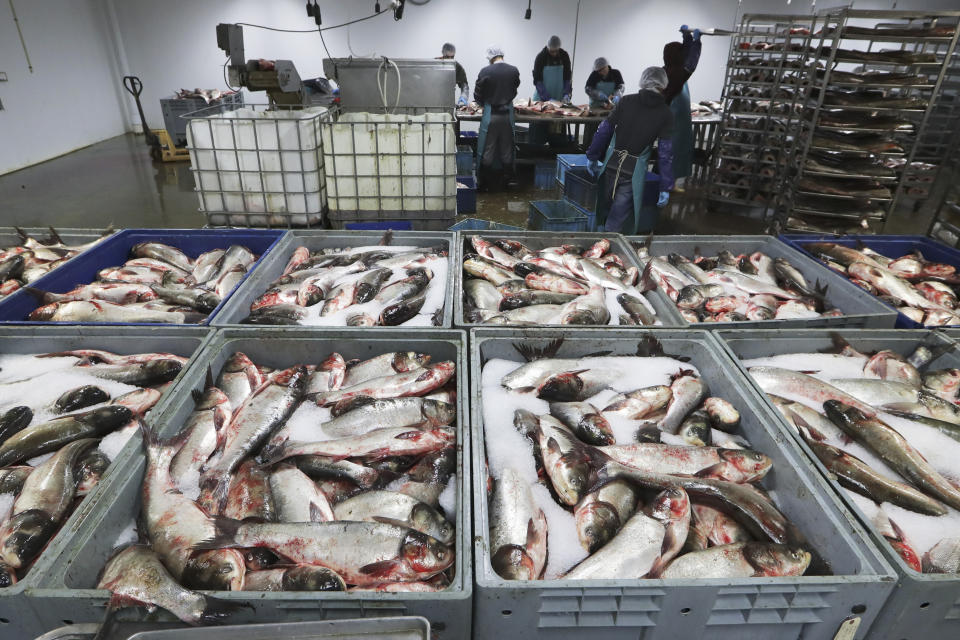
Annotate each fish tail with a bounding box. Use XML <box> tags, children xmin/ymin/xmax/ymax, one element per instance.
<box><xmin>22</xmin><ymin>287</ymin><xmax>56</xmax><ymax>304</ymax></box>
<box><xmin>191</xmin><ymin>516</ymin><xmax>245</xmax><ymax>552</ymax></box>
<box><xmin>638</xmin><ymin>262</ymin><xmax>657</xmax><ymax>294</ymax></box>
<box><xmin>47</xmin><ymin>226</ymin><xmax>64</xmax><ymax>245</ymax></box>
<box><xmin>14</xmin><ymin>226</ymin><xmax>29</xmax><ymax>244</ymax></box>
<box><xmin>512</xmin><ymin>337</ymin><xmax>564</xmax><ymax>362</ymax></box>
<box><xmin>198</xmin><ymin>594</ymin><xmax>253</xmax><ymax>625</ymax></box>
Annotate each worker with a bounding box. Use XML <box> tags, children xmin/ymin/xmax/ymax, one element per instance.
<box><xmin>583</xmin><ymin>57</ymin><xmax>625</xmax><ymax>147</ymax></box>
<box><xmin>585</xmin><ymin>67</ymin><xmax>674</xmax><ymax>234</ymax></box>
<box><xmin>439</xmin><ymin>42</ymin><xmax>469</xmax><ymax>106</ymax></box>
<box><xmin>662</xmin><ymin>26</ymin><xmax>702</xmax><ymax>185</ymax></box>
<box><xmin>474</xmin><ymin>45</ymin><xmax>521</xmax><ymax>192</ymax></box>
<box><xmin>533</xmin><ymin>35</ymin><xmax>572</xmax><ymax>102</ymax></box>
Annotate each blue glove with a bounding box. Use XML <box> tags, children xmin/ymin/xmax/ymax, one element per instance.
<box><xmin>535</xmin><ymin>82</ymin><xmax>549</xmax><ymax>100</ymax></box>
<box><xmin>457</xmin><ymin>96</ymin><xmax>468</xmax><ymax>106</ymax></box>
<box><xmin>657</xmin><ymin>191</ymin><xmax>670</xmax><ymax>208</ymax></box>
<box><xmin>693</xmin><ymin>28</ymin><xmax>702</xmax><ymax>41</ymax></box>
<box><xmin>611</xmin><ymin>94</ymin><xmax>621</xmax><ymax>105</ymax></box>
<box><xmin>680</xmin><ymin>24</ymin><xmax>689</xmax><ymax>32</ymax></box>
<box><xmin>562</xmin><ymin>94</ymin><xmax>571</xmax><ymax>103</ymax></box>
<box><xmin>587</xmin><ymin>159</ymin><xmax>602</xmax><ymax>178</ymax></box>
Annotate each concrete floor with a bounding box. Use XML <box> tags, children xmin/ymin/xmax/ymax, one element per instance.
<box><xmin>0</xmin><ymin>133</ymin><xmax>765</xmax><ymax>234</ymax></box>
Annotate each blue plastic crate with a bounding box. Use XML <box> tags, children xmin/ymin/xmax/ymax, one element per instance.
<box><xmin>344</xmin><ymin>222</ymin><xmax>413</xmax><ymax>230</ymax></box>
<box><xmin>447</xmin><ymin>218</ymin><xmax>523</xmax><ymax>232</ymax></box>
<box><xmin>563</xmin><ymin>166</ymin><xmax>599</xmax><ymax>211</ymax></box>
<box><xmin>456</xmin><ymin>175</ymin><xmax>477</xmax><ymax>214</ymax></box>
<box><xmin>556</xmin><ymin>153</ymin><xmax>589</xmax><ymax>185</ymax></box>
<box><xmin>533</xmin><ymin>161</ymin><xmax>555</xmax><ymax>189</ymax></box>
<box><xmin>456</xmin><ymin>145</ymin><xmax>474</xmax><ymax>176</ymax></box>
<box><xmin>0</xmin><ymin>229</ymin><xmax>285</xmax><ymax>326</ymax></box>
<box><xmin>781</xmin><ymin>234</ymin><xmax>960</xmax><ymax>328</ymax></box>
<box><xmin>528</xmin><ymin>200</ymin><xmax>590</xmax><ymax>232</ymax></box>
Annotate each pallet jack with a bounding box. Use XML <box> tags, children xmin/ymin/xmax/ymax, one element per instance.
<box><xmin>122</xmin><ymin>75</ymin><xmax>189</xmax><ymax>162</ymax></box>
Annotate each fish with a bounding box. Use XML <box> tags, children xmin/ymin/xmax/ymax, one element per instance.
<box><xmin>549</xmin><ymin>401</ymin><xmax>614</xmax><ymax>445</ymax></box>
<box><xmin>53</xmin><ymin>386</ymin><xmax>110</xmax><ymax>414</ymax></box>
<box><xmin>873</xmin><ymin>508</ymin><xmax>922</xmax><ymax>573</ymax></box>
<box><xmin>314</xmin><ymin>362</ymin><xmax>455</xmax><ymax>407</ymax></box>
<box><xmin>660</xmin><ymin>372</ymin><xmax>706</xmax><ymax>434</ymax></box>
<box><xmin>28</xmin><ymin>300</ymin><xmax>205</xmax><ymax>324</ymax></box>
<box><xmin>703</xmin><ymin>397</ymin><xmax>740</xmax><ymax>432</ymax></box>
<box><xmin>748</xmin><ymin>367</ymin><xmax>876</xmax><ymax>417</ymax></box>
<box><xmin>222</xmin><ymin>459</ymin><xmax>276</xmax><ymax>522</ymax></box>
<box><xmin>98</xmin><ymin>545</ymin><xmax>245</xmax><ymax>625</ymax></box>
<box><xmin>596</xmin><ymin>443</ymin><xmax>772</xmax><ymax>483</ymax></box>
<box><xmin>73</xmin><ymin>448</ymin><xmax>111</xmax><ymax>496</ymax></box>
<box><xmin>922</xmin><ymin>537</ymin><xmax>960</xmax><ymax>574</ymax></box>
<box><xmin>334</xmin><ymin>490</ymin><xmax>454</xmax><ymax>544</ymax></box>
<box><xmin>465</xmin><ymin>279</ymin><xmax>503</xmax><ymax>310</ymax></box>
<box><xmin>0</xmin><ymin>406</ymin><xmax>131</xmax><ymax>467</ymax></box>
<box><xmin>677</xmin><ymin>411</ymin><xmax>712</xmax><ymax>446</ymax></box>
<box><xmin>824</xmin><ymin>401</ymin><xmax>960</xmax><ymax>511</ymax></box>
<box><xmin>617</xmin><ymin>293</ymin><xmax>657</xmax><ymax>325</ymax></box>
<box><xmin>499</xmin><ymin>290</ymin><xmax>578</xmax><ymax>311</ymax></box>
<box><xmin>303</xmin><ymin>353</ymin><xmax>346</xmax><ymax>398</ymax></box>
<box><xmin>242</xmin><ymin>565</ymin><xmax>346</xmax><ymax>591</ymax></box>
<box><xmin>602</xmin><ymin>385</ymin><xmax>672</xmax><ymax>419</ymax></box>
<box><xmin>690</xmin><ymin>503</ymin><xmax>753</xmax><ymax>547</ymax></box>
<box><xmin>259</xmin><ymin>427</ymin><xmax>454</xmax><ymax>466</ymax></box>
<box><xmin>574</xmin><ymin>479</ymin><xmax>639</xmax><ymax>553</ymax></box>
<box><xmin>216</xmin><ymin>352</ymin><xmax>263</xmax><ymax>410</ymax></box>
<box><xmin>321</xmin><ymin>397</ymin><xmax>455</xmax><ymax>438</ymax></box>
<box><xmin>149</xmin><ymin>285</ymin><xmax>220</xmax><ymax>314</ymax></box>
<box><xmin>342</xmin><ymin>352</ymin><xmax>431</xmax><ymax>389</ymax></box>
<box><xmin>0</xmin><ymin>406</ymin><xmax>33</xmax><ymax>445</ymax></box>
<box><xmin>388</xmin><ymin>447</ymin><xmax>456</xmax><ymax>508</ymax></box>
<box><xmin>76</xmin><ymin>359</ymin><xmax>183</xmax><ymax>386</ymax></box>
<box><xmin>192</xmin><ymin>520</ymin><xmax>454</xmax><ymax>586</ymax></box>
<box><xmin>180</xmin><ymin>549</ymin><xmax>246</xmax><ymax>591</ymax></box>
<box><xmin>659</xmin><ymin>542</ymin><xmax>811</xmax><ymax>578</ymax></box>
<box><xmin>537</xmin><ymin>367</ymin><xmax>621</xmax><ymax>402</ymax></box>
<box><xmin>270</xmin><ymin>465</ymin><xmax>335</xmax><ymax>523</ymax></box>
<box><xmin>131</xmin><ymin>243</ymin><xmax>194</xmax><ymax>272</ymax></box>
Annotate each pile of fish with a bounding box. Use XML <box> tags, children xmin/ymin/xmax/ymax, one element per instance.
<box><xmin>463</xmin><ymin>236</ymin><xmax>660</xmax><ymax>326</ymax></box>
<box><xmin>636</xmin><ymin>242</ymin><xmax>837</xmax><ymax>323</ymax></box>
<box><xmin>97</xmin><ymin>349</ymin><xmax>458</xmax><ymax>624</ymax></box>
<box><xmin>512</xmin><ymin>99</ymin><xmax>597</xmax><ymax>118</ymax></box>
<box><xmin>241</xmin><ymin>236</ymin><xmax>448</xmax><ymax>326</ymax></box>
<box><xmin>25</xmin><ymin>243</ymin><xmax>257</xmax><ymax>324</ymax></box>
<box><xmin>0</xmin><ymin>348</ymin><xmax>183</xmax><ymax>587</ymax></box>
<box><xmin>0</xmin><ymin>228</ymin><xmax>111</xmax><ymax>300</ymax></box>
<box><xmin>741</xmin><ymin>337</ymin><xmax>960</xmax><ymax>573</ymax></box>
<box><xmin>482</xmin><ymin>338</ymin><xmax>813</xmax><ymax>582</ymax></box>
<box><xmin>804</xmin><ymin>242</ymin><xmax>960</xmax><ymax>326</ymax></box>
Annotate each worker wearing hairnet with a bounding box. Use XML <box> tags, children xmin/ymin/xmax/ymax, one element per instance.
<box><xmin>533</xmin><ymin>35</ymin><xmax>572</xmax><ymax>102</ymax></box>
<box><xmin>662</xmin><ymin>26</ymin><xmax>702</xmax><ymax>183</ymax></box>
<box><xmin>583</xmin><ymin>57</ymin><xmax>625</xmax><ymax>147</ymax></box>
<box><xmin>474</xmin><ymin>46</ymin><xmax>521</xmax><ymax>191</ymax></box>
<box><xmin>439</xmin><ymin>42</ymin><xmax>470</xmax><ymax>106</ymax></box>
<box><xmin>585</xmin><ymin>67</ymin><xmax>675</xmax><ymax>234</ymax></box>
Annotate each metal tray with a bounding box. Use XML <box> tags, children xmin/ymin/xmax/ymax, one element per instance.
<box><xmin>212</xmin><ymin>230</ymin><xmax>455</xmax><ymax>328</ymax></box>
<box><xmin>27</xmin><ymin>328</ymin><xmax>470</xmax><ymax>640</ymax></box>
<box><xmin>470</xmin><ymin>328</ymin><xmax>895</xmax><ymax>640</ymax></box>
<box><xmin>453</xmin><ymin>231</ymin><xmax>684</xmax><ymax>328</ymax></box>
<box><xmin>0</xmin><ymin>326</ymin><xmax>213</xmax><ymax>639</ymax></box>
<box><xmin>715</xmin><ymin>328</ymin><xmax>960</xmax><ymax>640</ymax></box>
<box><xmin>626</xmin><ymin>234</ymin><xmax>899</xmax><ymax>329</ymax></box>
<box><xmin>0</xmin><ymin>229</ymin><xmax>286</xmax><ymax>326</ymax></box>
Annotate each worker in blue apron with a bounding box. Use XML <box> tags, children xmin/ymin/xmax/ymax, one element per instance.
<box><xmin>474</xmin><ymin>46</ymin><xmax>521</xmax><ymax>191</ymax></box>
<box><xmin>663</xmin><ymin>26</ymin><xmax>702</xmax><ymax>185</ymax></box>
<box><xmin>531</xmin><ymin>35</ymin><xmax>572</xmax><ymax>147</ymax></box>
<box><xmin>586</xmin><ymin>67</ymin><xmax>675</xmax><ymax>234</ymax></box>
<box><xmin>583</xmin><ymin>57</ymin><xmax>625</xmax><ymax>148</ymax></box>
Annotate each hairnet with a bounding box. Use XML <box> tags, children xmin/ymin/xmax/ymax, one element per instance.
<box><xmin>548</xmin><ymin>35</ymin><xmax>562</xmax><ymax>49</ymax></box>
<box><xmin>485</xmin><ymin>45</ymin><xmax>504</xmax><ymax>61</ymax></box>
<box><xmin>593</xmin><ymin>57</ymin><xmax>609</xmax><ymax>71</ymax></box>
<box><xmin>640</xmin><ymin>66</ymin><xmax>668</xmax><ymax>91</ymax></box>
<box><xmin>441</xmin><ymin>43</ymin><xmax>456</xmax><ymax>57</ymax></box>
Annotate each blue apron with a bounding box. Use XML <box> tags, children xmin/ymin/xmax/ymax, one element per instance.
<box><xmin>589</xmin><ymin>80</ymin><xmax>617</xmax><ymax>108</ymax></box>
<box><xmin>669</xmin><ymin>83</ymin><xmax>694</xmax><ymax>180</ymax></box>
<box><xmin>594</xmin><ymin>134</ymin><xmax>652</xmax><ymax>234</ymax></box>
<box><xmin>531</xmin><ymin>64</ymin><xmax>565</xmax><ymax>145</ymax></box>
<box><xmin>476</xmin><ymin>103</ymin><xmax>516</xmax><ymax>168</ymax></box>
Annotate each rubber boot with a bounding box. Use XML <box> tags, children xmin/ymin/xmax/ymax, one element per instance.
<box><xmin>505</xmin><ymin>165</ymin><xmax>519</xmax><ymax>189</ymax></box>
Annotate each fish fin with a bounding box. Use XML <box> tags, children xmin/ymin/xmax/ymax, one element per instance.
<box><xmin>639</xmin><ymin>262</ymin><xmax>657</xmax><ymax>293</ymax></box>
<box><xmin>378</xmin><ymin>230</ymin><xmax>394</xmax><ymax>247</ymax></box>
<box><xmin>309</xmin><ymin>502</ymin><xmax>328</xmax><ymax>522</ymax></box>
<box><xmin>21</xmin><ymin>287</ymin><xmax>54</xmax><ymax>303</ymax></box>
<box><xmin>693</xmin><ymin>463</ymin><xmax>727</xmax><ymax>479</ymax></box>
<box><xmin>372</xmin><ymin>515</ymin><xmax>414</xmax><ymax>530</ymax></box>
<box><xmin>636</xmin><ymin>334</ymin><xmax>664</xmax><ymax>357</ymax></box>
<box><xmin>545</xmin><ymin>437</ymin><xmax>561</xmax><ymax>456</ymax></box>
<box><xmin>826</xmin><ymin>332</ymin><xmax>855</xmax><ymax>356</ymax></box>
<box><xmin>513</xmin><ymin>337</ymin><xmax>565</xmax><ymax>362</ymax></box>
<box><xmin>330</xmin><ymin>395</ymin><xmax>376</xmax><ymax>417</ymax></box>
<box><xmin>394</xmin><ymin>430</ymin><xmax>424</xmax><ymax>440</ymax></box>
<box><xmin>580</xmin><ymin>350</ymin><xmax>613</xmax><ymax>358</ymax></box>
<box><xmin>358</xmin><ymin>558</ymin><xmax>403</xmax><ymax>578</ymax></box>
<box><xmin>190</xmin><ymin>387</ymin><xmax>205</xmax><ymax>405</ymax></box>
<box><xmin>431</xmin><ymin>307</ymin><xmax>443</xmax><ymax>326</ymax></box>
<box><xmin>199</xmin><ymin>596</ymin><xmax>254</xmax><ymax>624</ymax></box>
<box><xmin>190</xmin><ymin>516</ymin><xmax>244</xmax><ymax>551</ymax></box>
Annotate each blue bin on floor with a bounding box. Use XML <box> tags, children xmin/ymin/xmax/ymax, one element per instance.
<box><xmin>457</xmin><ymin>175</ymin><xmax>477</xmax><ymax>214</ymax></box>
<box><xmin>456</xmin><ymin>145</ymin><xmax>474</xmax><ymax>176</ymax></box>
<box><xmin>556</xmin><ymin>153</ymin><xmax>588</xmax><ymax>185</ymax></box>
<box><xmin>781</xmin><ymin>234</ymin><xmax>960</xmax><ymax>328</ymax></box>
<box><xmin>0</xmin><ymin>228</ymin><xmax>285</xmax><ymax>326</ymax></box>
<box><xmin>534</xmin><ymin>161</ymin><xmax>555</xmax><ymax>189</ymax></box>
<box><xmin>448</xmin><ymin>218</ymin><xmax>524</xmax><ymax>232</ymax></box>
<box><xmin>528</xmin><ymin>200</ymin><xmax>591</xmax><ymax>232</ymax></box>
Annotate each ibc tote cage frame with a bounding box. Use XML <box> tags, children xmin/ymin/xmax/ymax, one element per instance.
<box><xmin>183</xmin><ymin>103</ymin><xmax>332</xmax><ymax>229</ymax></box>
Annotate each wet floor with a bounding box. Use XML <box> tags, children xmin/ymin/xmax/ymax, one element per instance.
<box><xmin>0</xmin><ymin>133</ymin><xmax>764</xmax><ymax>234</ymax></box>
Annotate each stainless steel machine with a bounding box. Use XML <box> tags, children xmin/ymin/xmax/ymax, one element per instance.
<box><xmin>322</xmin><ymin>57</ymin><xmax>455</xmax><ymax>112</ymax></box>
<box><xmin>216</xmin><ymin>23</ymin><xmax>305</xmax><ymax>106</ymax></box>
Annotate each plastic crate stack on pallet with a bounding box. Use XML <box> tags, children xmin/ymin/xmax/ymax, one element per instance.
<box><xmin>716</xmin><ymin>329</ymin><xmax>960</xmax><ymax>640</ymax></box>
<box><xmin>161</xmin><ymin>91</ymin><xmax>243</xmax><ymax>148</ymax></box>
<box><xmin>707</xmin><ymin>14</ymin><xmax>816</xmax><ymax>214</ymax></box>
<box><xmin>774</xmin><ymin>9</ymin><xmax>960</xmax><ymax>235</ymax></box>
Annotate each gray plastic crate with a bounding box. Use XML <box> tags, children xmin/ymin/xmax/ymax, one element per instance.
<box><xmin>0</xmin><ymin>326</ymin><xmax>212</xmax><ymax>640</ymax></box>
<box><xmin>161</xmin><ymin>92</ymin><xmax>243</xmax><ymax>147</ymax></box>
<box><xmin>470</xmin><ymin>328</ymin><xmax>895</xmax><ymax>640</ymax></box>
<box><xmin>211</xmin><ymin>231</ymin><xmax>455</xmax><ymax>328</ymax></box>
<box><xmin>453</xmin><ymin>231</ymin><xmax>684</xmax><ymax>328</ymax></box>
<box><xmin>714</xmin><ymin>328</ymin><xmax>960</xmax><ymax>640</ymax></box>
<box><xmin>27</xmin><ymin>328</ymin><xmax>470</xmax><ymax>639</ymax></box>
<box><xmin>0</xmin><ymin>227</ymin><xmax>115</xmax><ymax>299</ymax></box>
<box><xmin>625</xmin><ymin>235</ymin><xmax>899</xmax><ymax>329</ymax></box>
<box><xmin>33</xmin><ymin>617</ymin><xmax>429</xmax><ymax>640</ymax></box>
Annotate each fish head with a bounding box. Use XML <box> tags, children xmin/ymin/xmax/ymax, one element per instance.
<box><xmin>745</xmin><ymin>543</ymin><xmax>812</xmax><ymax>577</ymax></box>
<box><xmin>579</xmin><ymin>414</ymin><xmax>615</xmax><ymax>445</ymax></box>
<box><xmin>538</xmin><ymin>371</ymin><xmax>587</xmax><ymax>402</ymax></box>
<box><xmin>0</xmin><ymin>562</ymin><xmax>15</xmax><ymax>588</ymax></box>
<box><xmin>347</xmin><ymin>313</ymin><xmax>377</xmax><ymax>326</ymax></box>
<box><xmin>298</xmin><ymin>283</ymin><xmax>324</xmax><ymax>307</ymax></box>
<box><xmin>424</xmin><ymin>400</ymin><xmax>457</xmax><ymax>427</ymax></box>
<box><xmin>492</xmin><ymin>545</ymin><xmax>537</xmax><ymax>580</ymax></box>
<box><xmin>562</xmin><ymin>309</ymin><xmax>600</xmax><ymax>326</ymax></box>
<box><xmin>512</xmin><ymin>262</ymin><xmax>541</xmax><ymax>277</ymax></box>
<box><xmin>645</xmin><ymin>486</ymin><xmax>690</xmax><ymax>526</ymax></box>
<box><xmin>113</xmin><ymin>388</ymin><xmax>163</xmax><ymax>415</ymax></box>
<box><xmin>401</xmin><ymin>530</ymin><xmax>453</xmax><ymax>575</ymax></box>
<box><xmin>244</xmin><ymin>548</ymin><xmax>280</xmax><ymax>571</ymax></box>
<box><xmin>224</xmin><ymin>352</ymin><xmax>257</xmax><ymax>374</ymax></box>
<box><xmin>822</xmin><ymin>400</ymin><xmax>863</xmax><ymax>427</ymax></box>
<box><xmin>541</xmin><ymin>434</ymin><xmax>592</xmax><ymax>505</ymax></box>
<box><xmin>182</xmin><ymin>549</ymin><xmax>246</xmax><ymax>591</ymax></box>
<box><xmin>144</xmin><ymin>359</ymin><xmax>184</xmax><ymax>384</ymax></box>
<box><xmin>409</xmin><ymin>503</ymin><xmax>455</xmax><ymax>545</ymax></box>
<box><xmin>676</xmin><ymin>285</ymin><xmax>705</xmax><ymax>309</ymax></box>
<box><xmin>28</xmin><ymin>302</ymin><xmax>60</xmax><ymax>321</ymax></box>
<box><xmin>847</xmin><ymin>262</ymin><xmax>882</xmax><ymax>282</ymax></box>
<box><xmin>273</xmin><ymin>365</ymin><xmax>309</xmax><ymax>389</ymax></box>
<box><xmin>704</xmin><ymin>296</ymin><xmax>738</xmax><ymax>314</ymax></box>
<box><xmin>721</xmin><ymin>449</ymin><xmax>773</xmax><ymax>483</ymax></box>
<box><xmin>284</xmin><ymin>565</ymin><xmax>346</xmax><ymax>591</ymax></box>
<box><xmin>865</xmin><ymin>350</ymin><xmax>919</xmax><ymax>386</ymax></box>
<box><xmin>197</xmin><ymin>387</ymin><xmax>231</xmax><ymax>411</ymax></box>
<box><xmin>576</xmin><ymin>498</ymin><xmax>621</xmax><ymax>553</ymax></box>
<box><xmin>636</xmin><ymin>385</ymin><xmax>673</xmax><ymax>412</ymax></box>
<box><xmin>0</xmin><ymin>509</ymin><xmax>57</xmax><ymax>569</ymax></box>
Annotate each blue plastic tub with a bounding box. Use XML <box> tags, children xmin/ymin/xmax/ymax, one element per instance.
<box><xmin>457</xmin><ymin>175</ymin><xmax>477</xmax><ymax>214</ymax></box>
<box><xmin>533</xmin><ymin>161</ymin><xmax>555</xmax><ymax>189</ymax></box>
<box><xmin>447</xmin><ymin>218</ymin><xmax>524</xmax><ymax>232</ymax></box>
<box><xmin>781</xmin><ymin>234</ymin><xmax>960</xmax><ymax>328</ymax></box>
<box><xmin>528</xmin><ymin>200</ymin><xmax>590</xmax><ymax>232</ymax></box>
<box><xmin>0</xmin><ymin>228</ymin><xmax>285</xmax><ymax>326</ymax></box>
<box><xmin>556</xmin><ymin>153</ymin><xmax>588</xmax><ymax>185</ymax></box>
<box><xmin>456</xmin><ymin>145</ymin><xmax>474</xmax><ymax>176</ymax></box>
<box><xmin>344</xmin><ymin>221</ymin><xmax>413</xmax><ymax>231</ymax></box>
<box><xmin>563</xmin><ymin>166</ymin><xmax>599</xmax><ymax>212</ymax></box>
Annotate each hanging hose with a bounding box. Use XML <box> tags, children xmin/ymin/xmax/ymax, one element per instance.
<box><xmin>376</xmin><ymin>56</ymin><xmax>402</xmax><ymax>112</ymax></box>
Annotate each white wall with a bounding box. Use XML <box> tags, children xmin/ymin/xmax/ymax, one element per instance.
<box><xmin>0</xmin><ymin>0</ymin><xmax>127</xmax><ymax>175</ymax></box>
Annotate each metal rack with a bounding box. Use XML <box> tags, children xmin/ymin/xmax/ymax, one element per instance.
<box><xmin>775</xmin><ymin>9</ymin><xmax>960</xmax><ymax>234</ymax></box>
<box><xmin>706</xmin><ymin>14</ymin><xmax>817</xmax><ymax>212</ymax></box>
